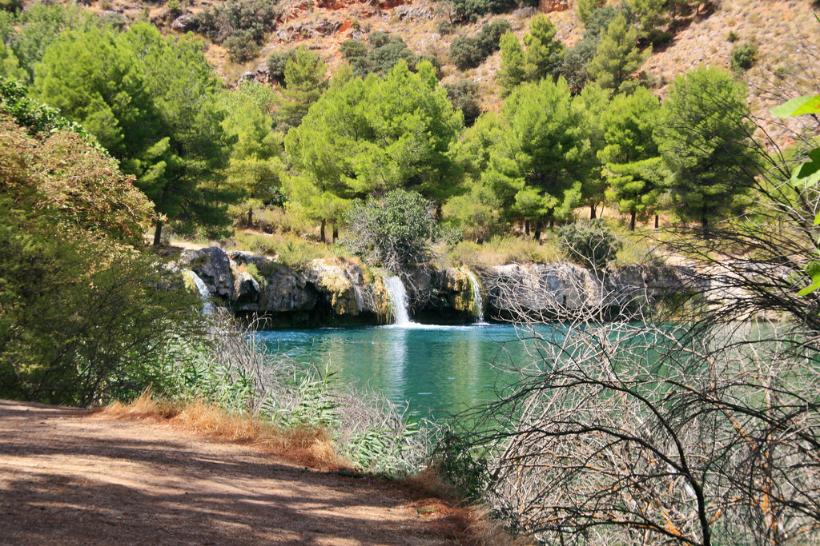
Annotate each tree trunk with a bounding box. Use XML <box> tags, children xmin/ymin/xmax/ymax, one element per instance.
<box><xmin>152</xmin><ymin>220</ymin><xmax>163</xmax><ymax>247</ymax></box>
<box><xmin>548</xmin><ymin>218</ymin><xmax>554</xmax><ymax>230</ymax></box>
<box><xmin>247</xmin><ymin>208</ymin><xmax>253</xmax><ymax>227</ymax></box>
<box><xmin>630</xmin><ymin>210</ymin><xmax>636</xmax><ymax>231</ymax></box>
<box><xmin>533</xmin><ymin>221</ymin><xmax>542</xmax><ymax>243</ymax></box>
<box><xmin>320</xmin><ymin>219</ymin><xmax>326</xmax><ymax>243</ymax></box>
<box><xmin>654</xmin><ymin>214</ymin><xmax>659</xmax><ymax>229</ymax></box>
<box><xmin>332</xmin><ymin>223</ymin><xmax>339</xmax><ymax>243</ymax></box>
<box><xmin>590</xmin><ymin>204</ymin><xmax>597</xmax><ymax>219</ymax></box>
<box><xmin>701</xmin><ymin>212</ymin><xmax>709</xmax><ymax>239</ymax></box>
<box><xmin>524</xmin><ymin>220</ymin><xmax>530</xmax><ymax>236</ymax></box>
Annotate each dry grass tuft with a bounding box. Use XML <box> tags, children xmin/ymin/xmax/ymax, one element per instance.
<box><xmin>402</xmin><ymin>467</ymin><xmax>534</xmax><ymax>546</ymax></box>
<box><xmin>100</xmin><ymin>392</ymin><xmax>348</xmax><ymax>471</ymax></box>
<box><xmin>464</xmin><ymin>507</ymin><xmax>536</xmax><ymax>546</ymax></box>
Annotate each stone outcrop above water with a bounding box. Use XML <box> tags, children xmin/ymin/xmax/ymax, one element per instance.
<box><xmin>179</xmin><ymin>247</ymin><xmax>695</xmax><ymax>328</ymax></box>
<box><xmin>180</xmin><ymin>247</ymin><xmax>387</xmax><ymax>327</ymax></box>
<box><xmin>478</xmin><ymin>262</ymin><xmax>695</xmax><ymax>321</ymax></box>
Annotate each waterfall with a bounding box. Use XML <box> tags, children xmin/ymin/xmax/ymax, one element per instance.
<box><xmin>384</xmin><ymin>275</ymin><xmax>412</xmax><ymax>326</ymax></box>
<box><xmin>186</xmin><ymin>270</ymin><xmax>214</xmax><ymax>315</ymax></box>
<box><xmin>465</xmin><ymin>269</ymin><xmax>487</xmax><ymax>324</ymax></box>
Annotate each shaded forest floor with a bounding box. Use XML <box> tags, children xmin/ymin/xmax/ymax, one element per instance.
<box><xmin>0</xmin><ymin>400</ymin><xmax>470</xmax><ymax>545</ymax></box>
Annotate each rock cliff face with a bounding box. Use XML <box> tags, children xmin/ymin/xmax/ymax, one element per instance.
<box><xmin>479</xmin><ymin>262</ymin><xmax>695</xmax><ymax>321</ymax></box>
<box><xmin>180</xmin><ymin>247</ymin><xmax>695</xmax><ymax>328</ymax></box>
<box><xmin>180</xmin><ymin>248</ymin><xmax>389</xmax><ymax>327</ymax></box>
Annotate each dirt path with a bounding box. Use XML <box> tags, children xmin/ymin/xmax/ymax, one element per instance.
<box><xmin>0</xmin><ymin>400</ymin><xmax>465</xmax><ymax>546</ymax></box>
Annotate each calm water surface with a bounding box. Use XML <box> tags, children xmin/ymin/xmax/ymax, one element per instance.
<box><xmin>256</xmin><ymin>324</ymin><xmax>548</xmax><ymax>419</ymax></box>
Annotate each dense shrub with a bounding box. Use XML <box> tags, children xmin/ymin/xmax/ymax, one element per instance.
<box><xmin>266</xmin><ymin>49</ymin><xmax>294</xmax><ymax>84</ymax></box>
<box><xmin>558</xmin><ymin>6</ymin><xmax>618</xmax><ymax>92</ymax></box>
<box><xmin>341</xmin><ymin>32</ymin><xmax>418</xmax><ymax>76</ymax></box>
<box><xmin>449</xmin><ymin>19</ymin><xmax>510</xmax><ymax>69</ymax></box>
<box><xmin>0</xmin><ymin>0</ymin><xmax>21</xmax><ymax>13</ymax></box>
<box><xmin>448</xmin><ymin>0</ymin><xmax>521</xmax><ymax>24</ymax></box>
<box><xmin>0</xmin><ymin>113</ymin><xmax>199</xmax><ymax>405</ymax></box>
<box><xmin>225</xmin><ymin>29</ymin><xmax>261</xmax><ymax>62</ymax></box>
<box><xmin>193</xmin><ymin>0</ymin><xmax>279</xmax><ymax>45</ymax></box>
<box><xmin>731</xmin><ymin>42</ymin><xmax>757</xmax><ymax>71</ymax></box>
<box><xmin>347</xmin><ymin>190</ymin><xmax>438</xmax><ymax>272</ymax></box>
<box><xmin>444</xmin><ymin>78</ymin><xmax>481</xmax><ymax>126</ymax></box>
<box><xmin>433</xmin><ymin>429</ymin><xmax>488</xmax><ymax>501</ymax></box>
<box><xmin>558</xmin><ymin>220</ymin><xmax>621</xmax><ymax>270</ymax></box>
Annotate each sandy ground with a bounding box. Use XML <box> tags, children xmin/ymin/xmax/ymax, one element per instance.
<box><xmin>0</xmin><ymin>400</ymin><xmax>466</xmax><ymax>545</ymax></box>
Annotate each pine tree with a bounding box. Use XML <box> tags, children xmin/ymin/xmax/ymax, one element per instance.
<box><xmin>523</xmin><ymin>15</ymin><xmax>564</xmax><ymax>82</ymax></box>
<box><xmin>573</xmin><ymin>83</ymin><xmax>610</xmax><ymax>219</ymax></box>
<box><xmin>285</xmin><ymin>61</ymin><xmax>463</xmax><ymax>241</ymax></box>
<box><xmin>599</xmin><ymin>87</ymin><xmax>663</xmax><ymax>230</ymax></box>
<box><xmin>626</xmin><ymin>0</ymin><xmax>670</xmax><ymax>42</ymax></box>
<box><xmin>221</xmin><ymin>82</ymin><xmax>286</xmax><ymax>226</ymax></box>
<box><xmin>576</xmin><ymin>0</ymin><xmax>604</xmax><ymax>26</ymax></box>
<box><xmin>655</xmin><ymin>67</ymin><xmax>758</xmax><ymax>235</ymax></box>
<box><xmin>497</xmin><ymin>32</ymin><xmax>526</xmax><ymax>96</ymax></box>
<box><xmin>277</xmin><ymin>47</ymin><xmax>327</xmax><ymax>130</ymax></box>
<box><xmin>483</xmin><ymin>77</ymin><xmax>588</xmax><ymax>237</ymax></box>
<box><xmin>587</xmin><ymin>14</ymin><xmax>649</xmax><ymax>93</ymax></box>
<box><xmin>33</xmin><ymin>23</ymin><xmax>233</xmax><ymax>245</ymax></box>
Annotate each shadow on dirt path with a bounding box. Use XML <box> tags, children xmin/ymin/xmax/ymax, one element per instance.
<box><xmin>0</xmin><ymin>400</ymin><xmax>465</xmax><ymax>545</ymax></box>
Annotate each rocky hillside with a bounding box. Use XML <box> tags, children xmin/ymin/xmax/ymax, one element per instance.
<box><xmin>39</xmin><ymin>0</ymin><xmax>819</xmax><ymax>146</ymax></box>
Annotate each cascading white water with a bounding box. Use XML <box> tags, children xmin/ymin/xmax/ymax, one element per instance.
<box><xmin>465</xmin><ymin>269</ymin><xmax>487</xmax><ymax>324</ymax></box>
<box><xmin>384</xmin><ymin>275</ymin><xmax>412</xmax><ymax>326</ymax></box>
<box><xmin>186</xmin><ymin>270</ymin><xmax>214</xmax><ymax>315</ymax></box>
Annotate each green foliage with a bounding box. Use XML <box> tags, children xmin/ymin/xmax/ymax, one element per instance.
<box><xmin>443</xmin><ymin>179</ymin><xmax>502</xmax><ymax>242</ymax></box>
<box><xmin>656</xmin><ymin>67</ymin><xmax>757</xmax><ymax>231</ymax></box>
<box><xmin>32</xmin><ymin>23</ymin><xmax>233</xmax><ymax>240</ymax></box>
<box><xmin>449</xmin><ymin>19</ymin><xmax>510</xmax><ymax>70</ymax></box>
<box><xmin>576</xmin><ymin>0</ymin><xmax>604</xmax><ymax>25</ymax></box>
<box><xmin>770</xmin><ymin>94</ymin><xmax>820</xmax><ymax>118</ymax></box>
<box><xmin>433</xmin><ymin>429</ymin><xmax>488</xmax><ymax>501</ymax></box>
<box><xmin>730</xmin><ymin>42</ymin><xmax>757</xmax><ymax>72</ymax></box>
<box><xmin>497</xmin><ymin>31</ymin><xmax>526</xmax><ymax>96</ymax></box>
<box><xmin>224</xmin><ymin>29</ymin><xmax>261</xmax><ymax>62</ymax></box>
<box><xmin>192</xmin><ymin>0</ymin><xmax>278</xmax><ymax>46</ymax></box>
<box><xmin>558</xmin><ymin>219</ymin><xmax>622</xmax><ymax>269</ymax></box>
<box><xmin>276</xmin><ymin>47</ymin><xmax>327</xmax><ymax>129</ymax></box>
<box><xmin>448</xmin><ymin>0</ymin><xmax>519</xmax><ymax>24</ymax></box>
<box><xmin>347</xmin><ymin>189</ymin><xmax>437</xmax><ymax>272</ymax></box>
<box><xmin>599</xmin><ymin>87</ymin><xmax>663</xmax><ymax>228</ymax></box>
<box><xmin>523</xmin><ymin>14</ymin><xmax>564</xmax><ymax>82</ymax></box>
<box><xmin>0</xmin><ymin>114</ymin><xmax>198</xmax><ymax>405</ymax></box>
<box><xmin>497</xmin><ymin>16</ymin><xmax>564</xmax><ymax>95</ymax></box>
<box><xmin>444</xmin><ymin>78</ymin><xmax>481</xmax><ymax>126</ymax></box>
<box><xmin>0</xmin><ymin>25</ymin><xmax>24</xmax><ymax>80</ymax></box>
<box><xmin>341</xmin><ymin>32</ymin><xmax>418</xmax><ymax>77</ymax></box>
<box><xmin>221</xmin><ymin>82</ymin><xmax>286</xmax><ymax>224</ymax></box>
<box><xmin>483</xmin><ymin>77</ymin><xmax>588</xmax><ymax>227</ymax></box>
<box><xmin>587</xmin><ymin>13</ymin><xmax>649</xmax><ymax>92</ymax></box>
<box><xmin>559</xmin><ymin>6</ymin><xmax>618</xmax><ymax>93</ymax></box>
<box><xmin>285</xmin><ymin>61</ymin><xmax>462</xmax><ymax>231</ymax></box>
<box><xmin>0</xmin><ymin>77</ymin><xmax>99</xmax><ymax>146</ymax></box>
<box><xmin>5</xmin><ymin>3</ymin><xmax>95</xmax><ymax>82</ymax></box>
<box><xmin>625</xmin><ymin>0</ymin><xmax>670</xmax><ymax>43</ymax></box>
<box><xmin>573</xmin><ymin>83</ymin><xmax>610</xmax><ymax>213</ymax></box>
<box><xmin>266</xmin><ymin>48</ymin><xmax>294</xmax><ymax>85</ymax></box>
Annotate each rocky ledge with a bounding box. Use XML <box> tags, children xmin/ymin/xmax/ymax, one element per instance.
<box><xmin>180</xmin><ymin>247</ymin><xmax>695</xmax><ymax>328</ymax></box>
